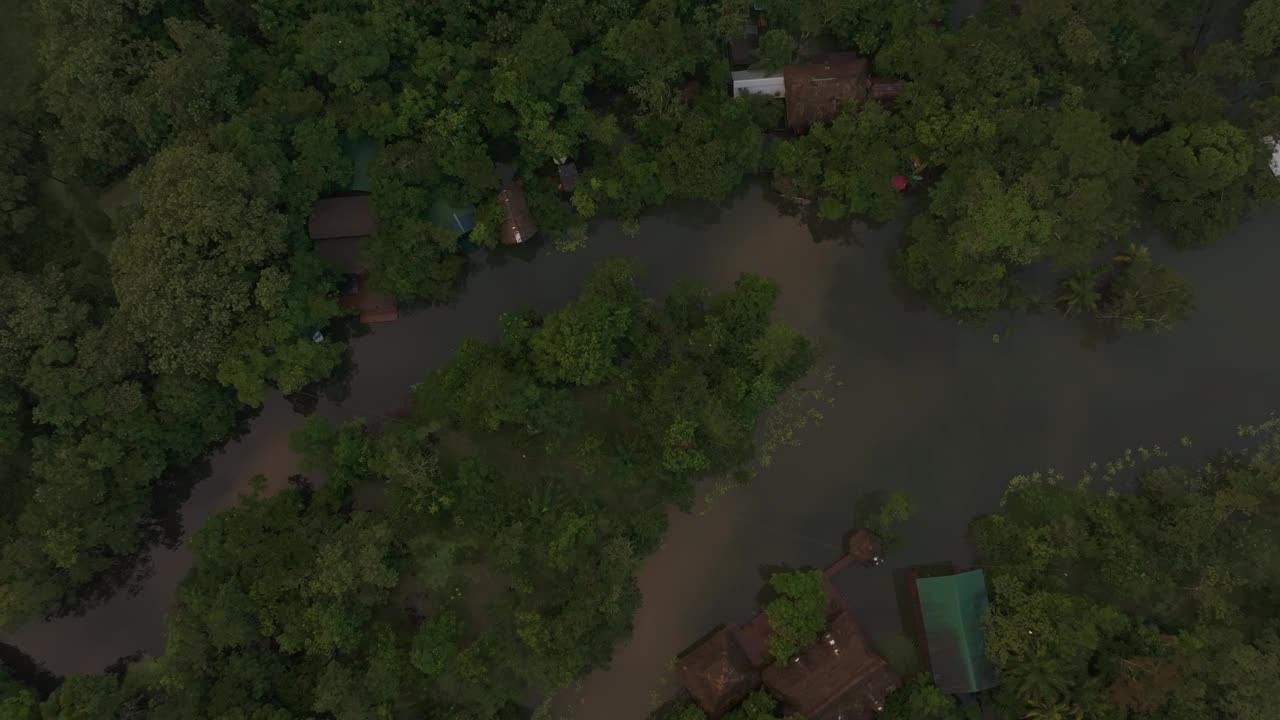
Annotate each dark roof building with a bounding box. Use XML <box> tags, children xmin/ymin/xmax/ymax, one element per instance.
<box><xmin>308</xmin><ymin>195</ymin><xmax>397</xmax><ymax>323</ymax></box>
<box><xmin>783</xmin><ymin>53</ymin><xmax>870</xmax><ymax>131</ymax></box>
<box><xmin>915</xmin><ymin>569</ymin><xmax>1000</xmax><ymax>694</ymax></box>
<box><xmin>728</xmin><ymin>24</ymin><xmax>760</xmax><ymax>67</ymax></box>
<box><xmin>557</xmin><ymin>162</ymin><xmax>579</xmax><ymax>193</ymax></box>
<box><xmin>499</xmin><ymin>182</ymin><xmax>538</xmax><ymax>245</ymax></box>
<box><xmin>870</xmin><ymin>78</ymin><xmax>906</xmax><ymax>104</ymax></box>
<box><xmin>680</xmin><ymin>626</ymin><xmax>761</xmax><ymax>718</ymax></box>
<box><xmin>307</xmin><ymin>194</ymin><xmax>376</xmax><ymax>241</ymax></box>
<box><xmin>762</xmin><ymin>611</ymin><xmax>901</xmax><ymax>720</ymax></box>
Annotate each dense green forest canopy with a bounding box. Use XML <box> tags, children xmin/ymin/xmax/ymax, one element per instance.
<box><xmin>1</xmin><ymin>0</ymin><xmax>1279</xmax><ymax>716</ymax></box>
<box><xmin>3</xmin><ymin>261</ymin><xmax>815</xmax><ymax>718</ymax></box>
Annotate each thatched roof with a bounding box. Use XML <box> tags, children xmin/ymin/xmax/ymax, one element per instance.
<box><xmin>783</xmin><ymin>53</ymin><xmax>869</xmax><ymax>130</ymax></box>
<box><xmin>680</xmin><ymin>626</ymin><xmax>761</xmax><ymax>717</ymax></box>
<box><xmin>762</xmin><ymin>611</ymin><xmax>900</xmax><ymax>720</ymax></box>
<box><xmin>498</xmin><ymin>182</ymin><xmax>538</xmax><ymax>245</ymax></box>
<box><xmin>846</xmin><ymin>529</ymin><xmax>883</xmax><ymax>564</ymax></box>
<box><xmin>308</xmin><ymin>194</ymin><xmax>376</xmax><ymax>242</ymax></box>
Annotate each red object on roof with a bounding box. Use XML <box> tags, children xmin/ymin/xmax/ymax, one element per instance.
<box><xmin>892</xmin><ymin>175</ymin><xmax>908</xmax><ymax>192</ymax></box>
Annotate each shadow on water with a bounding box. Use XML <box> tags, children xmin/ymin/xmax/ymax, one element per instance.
<box><xmin>56</xmin><ymin>457</ymin><xmax>215</xmax><ymax>619</ymax></box>
<box><xmin>0</xmin><ymin>641</ymin><xmax>60</xmax><ymax>694</ymax></box>
<box><xmin>288</xmin><ymin>340</ymin><xmax>357</xmax><ymax>416</ymax></box>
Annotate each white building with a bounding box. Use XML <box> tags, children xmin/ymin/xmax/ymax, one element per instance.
<box><xmin>731</xmin><ymin>70</ymin><xmax>785</xmax><ymax>99</ymax></box>
<box><xmin>1266</xmin><ymin>136</ymin><xmax>1280</xmax><ymax>177</ymax></box>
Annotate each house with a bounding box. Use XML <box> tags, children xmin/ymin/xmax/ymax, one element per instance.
<box><xmin>557</xmin><ymin>162</ymin><xmax>579</xmax><ymax>193</ymax></box>
<box><xmin>680</xmin><ymin>626</ymin><xmax>761</xmax><ymax>718</ymax></box>
<box><xmin>307</xmin><ymin>193</ymin><xmax>398</xmax><ymax>323</ymax></box>
<box><xmin>732</xmin><ymin>70</ymin><xmax>785</xmax><ymax>98</ymax></box>
<box><xmin>783</xmin><ymin>53</ymin><xmax>870</xmax><ymax>131</ymax></box>
<box><xmin>498</xmin><ymin>182</ymin><xmax>538</xmax><ymax>245</ymax></box>
<box><xmin>1266</xmin><ymin>136</ymin><xmax>1280</xmax><ymax>177</ymax></box>
<box><xmin>728</xmin><ymin>24</ymin><xmax>760</xmax><ymax>67</ymax></box>
<box><xmin>914</xmin><ymin>569</ymin><xmax>1000</xmax><ymax>694</ymax></box>
<box><xmin>762</xmin><ymin>611</ymin><xmax>901</xmax><ymax>720</ymax></box>
<box><xmin>307</xmin><ymin>194</ymin><xmax>377</xmax><ymax>241</ymax></box>
<box><xmin>870</xmin><ymin>78</ymin><xmax>906</xmax><ymax>104</ymax></box>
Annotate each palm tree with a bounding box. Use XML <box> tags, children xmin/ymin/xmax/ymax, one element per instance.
<box><xmin>1057</xmin><ymin>267</ymin><xmax>1103</xmax><ymax>318</ymax></box>
<box><xmin>1007</xmin><ymin>654</ymin><xmax>1073</xmax><ymax>704</ymax></box>
<box><xmin>1023</xmin><ymin>697</ymin><xmax>1084</xmax><ymax>720</ymax></box>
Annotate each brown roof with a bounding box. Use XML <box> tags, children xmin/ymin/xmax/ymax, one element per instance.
<box><xmin>339</xmin><ymin>273</ymin><xmax>398</xmax><ymax>323</ymax></box>
<box><xmin>313</xmin><ymin>235</ymin><xmax>365</xmax><ymax>274</ymax></box>
<box><xmin>762</xmin><ymin>611</ymin><xmax>900</xmax><ymax>720</ymax></box>
<box><xmin>846</xmin><ymin>530</ymin><xmax>883</xmax><ymax>564</ymax></box>
<box><xmin>783</xmin><ymin>53</ymin><xmax>870</xmax><ymax>130</ymax></box>
<box><xmin>308</xmin><ymin>194</ymin><xmax>376</xmax><ymax>242</ymax></box>
<box><xmin>680</xmin><ymin>626</ymin><xmax>761</xmax><ymax>717</ymax></box>
<box><xmin>499</xmin><ymin>182</ymin><xmax>538</xmax><ymax>245</ymax></box>
<box><xmin>870</xmin><ymin>78</ymin><xmax>906</xmax><ymax>103</ymax></box>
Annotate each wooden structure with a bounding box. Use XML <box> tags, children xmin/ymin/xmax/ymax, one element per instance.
<box><xmin>762</xmin><ymin>611</ymin><xmax>901</xmax><ymax>720</ymax></box>
<box><xmin>783</xmin><ymin>53</ymin><xmax>869</xmax><ymax>131</ymax></box>
<box><xmin>307</xmin><ymin>194</ymin><xmax>377</xmax><ymax>240</ymax></box>
<box><xmin>728</xmin><ymin>24</ymin><xmax>759</xmax><ymax>67</ymax></box>
<box><xmin>307</xmin><ymin>194</ymin><xmax>398</xmax><ymax>323</ymax></box>
<box><xmin>846</xmin><ymin>529</ymin><xmax>883</xmax><ymax>565</ymax></box>
<box><xmin>870</xmin><ymin>78</ymin><xmax>906</xmax><ymax>104</ymax></box>
<box><xmin>557</xmin><ymin>162</ymin><xmax>579</xmax><ymax>193</ymax></box>
<box><xmin>680</xmin><ymin>626</ymin><xmax>761</xmax><ymax>718</ymax></box>
<box><xmin>498</xmin><ymin>182</ymin><xmax>538</xmax><ymax>245</ymax></box>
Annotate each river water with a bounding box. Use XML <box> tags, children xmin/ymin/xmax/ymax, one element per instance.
<box><xmin>6</xmin><ymin>185</ymin><xmax>1279</xmax><ymax>718</ymax></box>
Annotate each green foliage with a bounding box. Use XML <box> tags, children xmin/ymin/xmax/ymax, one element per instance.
<box><xmin>765</xmin><ymin>570</ymin><xmax>828</xmax><ymax>663</ymax></box>
<box><xmin>867</xmin><ymin>490</ymin><xmax>916</xmax><ymax>548</ymax></box>
<box><xmin>151</xmin><ymin>262</ymin><xmax>814</xmax><ymax>718</ymax></box>
<box><xmin>881</xmin><ymin>675</ymin><xmax>973</xmax><ymax>720</ymax></box>
<box><xmin>1140</xmin><ymin>122</ymin><xmax>1255</xmax><ymax>246</ymax></box>
<box><xmin>754</xmin><ymin>30</ymin><xmax>796</xmax><ymax>71</ymax></box>
<box><xmin>972</xmin><ymin>419</ymin><xmax>1280</xmax><ymax>720</ymax></box>
<box><xmin>773</xmin><ymin>103</ymin><xmax>913</xmax><ymax>224</ymax></box>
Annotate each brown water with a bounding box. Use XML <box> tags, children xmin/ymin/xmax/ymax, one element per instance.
<box><xmin>6</xmin><ymin>186</ymin><xmax>1280</xmax><ymax>719</ymax></box>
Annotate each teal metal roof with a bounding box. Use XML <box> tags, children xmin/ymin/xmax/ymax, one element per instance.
<box><xmin>915</xmin><ymin>569</ymin><xmax>1000</xmax><ymax>694</ymax></box>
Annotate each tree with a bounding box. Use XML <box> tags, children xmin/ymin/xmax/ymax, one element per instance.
<box><xmin>1096</xmin><ymin>247</ymin><xmax>1196</xmax><ymax>332</ymax></box>
<box><xmin>754</xmin><ymin>30</ymin><xmax>796</xmax><ymax>71</ymax></box>
<box><xmin>1140</xmin><ymin>122</ymin><xmax>1255</xmax><ymax>246</ymax></box>
<box><xmin>765</xmin><ymin>570</ymin><xmax>828</xmax><ymax>663</ymax></box>
<box><xmin>971</xmin><ymin>417</ymin><xmax>1280</xmax><ymax>719</ymax></box>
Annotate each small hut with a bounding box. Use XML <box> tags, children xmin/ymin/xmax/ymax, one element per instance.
<box><xmin>307</xmin><ymin>194</ymin><xmax>376</xmax><ymax>240</ymax></box>
<box><xmin>870</xmin><ymin>78</ymin><xmax>906</xmax><ymax>104</ymax></box>
<box><xmin>680</xmin><ymin>626</ymin><xmax>761</xmax><ymax>718</ymax></box>
<box><xmin>728</xmin><ymin>24</ymin><xmax>759</xmax><ymax>67</ymax></box>
<box><xmin>307</xmin><ymin>194</ymin><xmax>398</xmax><ymax>323</ymax></box>
<box><xmin>783</xmin><ymin>53</ymin><xmax>870</xmax><ymax>131</ymax></box>
<box><xmin>498</xmin><ymin>182</ymin><xmax>538</xmax><ymax>245</ymax></box>
<box><xmin>762</xmin><ymin>611</ymin><xmax>900</xmax><ymax>720</ymax></box>
<box><xmin>846</xmin><ymin>529</ymin><xmax>883</xmax><ymax>565</ymax></box>
<box><xmin>556</xmin><ymin>162</ymin><xmax>579</xmax><ymax>193</ymax></box>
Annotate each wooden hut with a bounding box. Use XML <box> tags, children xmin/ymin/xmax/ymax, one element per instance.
<box><xmin>498</xmin><ymin>182</ymin><xmax>538</xmax><ymax>245</ymax></box>
<box><xmin>762</xmin><ymin>611</ymin><xmax>901</xmax><ymax>720</ymax></box>
<box><xmin>846</xmin><ymin>529</ymin><xmax>883</xmax><ymax>565</ymax></box>
<box><xmin>307</xmin><ymin>194</ymin><xmax>398</xmax><ymax>323</ymax></box>
<box><xmin>783</xmin><ymin>53</ymin><xmax>869</xmax><ymax>131</ymax></box>
<box><xmin>680</xmin><ymin>626</ymin><xmax>761</xmax><ymax>718</ymax></box>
